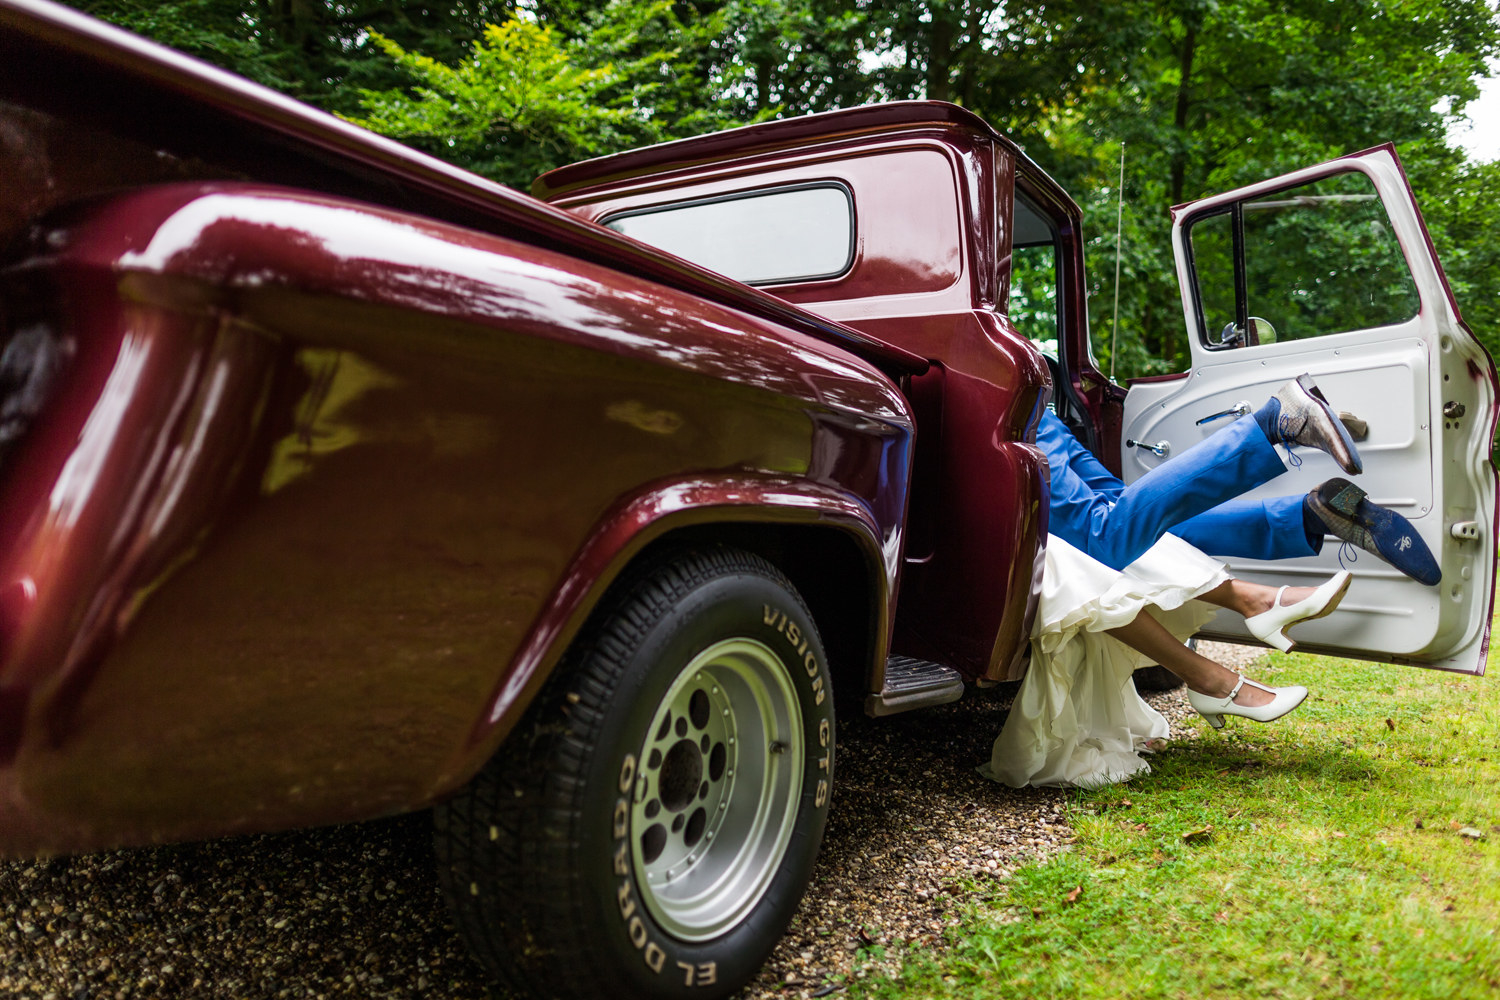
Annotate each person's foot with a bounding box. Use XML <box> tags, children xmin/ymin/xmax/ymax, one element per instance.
<box><xmin>1233</xmin><ymin>678</ymin><xmax>1276</xmax><ymax>708</ymax></box>
<box><xmin>1306</xmin><ymin>478</ymin><xmax>1441</xmax><ymax>586</ymax></box>
<box><xmin>1187</xmin><ymin>675</ymin><xmax>1308</xmax><ymax>729</ymax></box>
<box><xmin>1244</xmin><ymin>584</ymin><xmax>1318</xmax><ymax>617</ymax></box>
<box><xmin>1190</xmin><ymin>667</ymin><xmax>1275</xmax><ymax>707</ymax></box>
<box><xmin>1263</xmin><ymin>374</ymin><xmax>1363</xmax><ymax>475</ymax></box>
<box><xmin>1243</xmin><ymin>573</ymin><xmax>1352</xmax><ymax>652</ymax></box>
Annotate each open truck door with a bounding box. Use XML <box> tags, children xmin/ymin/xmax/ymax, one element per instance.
<box><xmin>1120</xmin><ymin>145</ymin><xmax>1498</xmax><ymax>672</ymax></box>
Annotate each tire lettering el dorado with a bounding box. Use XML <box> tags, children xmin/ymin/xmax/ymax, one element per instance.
<box><xmin>435</xmin><ymin>547</ymin><xmax>836</xmax><ymax>1000</ymax></box>
<box><xmin>612</xmin><ymin>753</ymin><xmax>670</xmax><ymax>973</ymax></box>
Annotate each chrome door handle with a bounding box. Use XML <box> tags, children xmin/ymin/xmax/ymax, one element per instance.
<box><xmin>1125</xmin><ymin>438</ymin><xmax>1171</xmax><ymax>457</ymax></box>
<box><xmin>1195</xmin><ymin>400</ymin><xmax>1252</xmax><ymax>426</ymax></box>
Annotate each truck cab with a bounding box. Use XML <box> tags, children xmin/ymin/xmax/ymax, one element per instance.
<box><xmin>537</xmin><ymin>100</ymin><xmax>1499</xmax><ymax>680</ymax></box>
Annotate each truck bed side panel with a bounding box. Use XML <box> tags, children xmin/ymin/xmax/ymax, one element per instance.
<box><xmin>0</xmin><ymin>184</ymin><xmax>911</xmax><ymax>854</ymax></box>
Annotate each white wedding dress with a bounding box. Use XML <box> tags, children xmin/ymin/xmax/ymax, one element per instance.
<box><xmin>979</xmin><ymin>533</ymin><xmax>1230</xmax><ymax>789</ymax></box>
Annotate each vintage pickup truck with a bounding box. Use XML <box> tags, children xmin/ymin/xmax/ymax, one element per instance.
<box><xmin>0</xmin><ymin>2</ymin><xmax>1494</xmax><ymax>998</ymax></box>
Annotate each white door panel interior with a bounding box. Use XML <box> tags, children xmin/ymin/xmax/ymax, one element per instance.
<box><xmin>1122</xmin><ymin>331</ymin><xmax>1449</xmax><ymax>660</ymax></box>
<box><xmin>1136</xmin><ymin>145</ymin><xmax>1498</xmax><ymax>673</ymax></box>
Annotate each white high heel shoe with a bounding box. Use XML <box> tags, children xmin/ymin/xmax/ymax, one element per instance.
<box><xmin>1187</xmin><ymin>675</ymin><xmax>1309</xmax><ymax>730</ymax></box>
<box><xmin>1244</xmin><ymin>571</ymin><xmax>1352</xmax><ymax>652</ymax></box>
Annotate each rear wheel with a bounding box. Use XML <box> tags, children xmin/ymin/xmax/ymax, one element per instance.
<box><xmin>434</xmin><ymin>546</ymin><xmax>835</xmax><ymax>1000</ymax></box>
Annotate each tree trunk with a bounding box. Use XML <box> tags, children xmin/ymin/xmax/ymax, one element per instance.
<box><xmin>1169</xmin><ymin>19</ymin><xmax>1198</xmax><ymax>205</ymax></box>
<box><xmin>925</xmin><ymin>9</ymin><xmax>955</xmax><ymax>102</ymax></box>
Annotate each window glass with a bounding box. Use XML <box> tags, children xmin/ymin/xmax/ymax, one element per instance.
<box><xmin>1190</xmin><ymin>170</ymin><xmax>1420</xmax><ymax>345</ymax></box>
<box><xmin>1009</xmin><ymin>243</ymin><xmax>1059</xmax><ymax>356</ymax></box>
<box><xmin>605</xmin><ymin>185</ymin><xmax>854</xmax><ymax>285</ymax></box>
<box><xmin>1189</xmin><ymin>210</ymin><xmax>1237</xmax><ymax>343</ymax></box>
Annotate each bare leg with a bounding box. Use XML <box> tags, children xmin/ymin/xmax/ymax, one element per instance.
<box><xmin>1108</xmin><ymin>612</ymin><xmax>1275</xmax><ymax>708</ymax></box>
<box><xmin>1196</xmin><ymin>578</ymin><xmax>1319</xmax><ymax>618</ymax></box>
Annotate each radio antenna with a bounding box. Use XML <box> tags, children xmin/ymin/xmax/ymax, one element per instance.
<box><xmin>1110</xmin><ymin>141</ymin><xmax>1126</xmax><ymax>380</ymax></box>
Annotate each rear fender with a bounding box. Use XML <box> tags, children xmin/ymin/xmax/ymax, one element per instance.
<box><xmin>446</xmin><ymin>475</ymin><xmax>894</xmax><ymax>792</ymax></box>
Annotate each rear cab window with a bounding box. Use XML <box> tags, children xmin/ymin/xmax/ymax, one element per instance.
<box><xmin>604</xmin><ymin>184</ymin><xmax>856</xmax><ymax>286</ymax></box>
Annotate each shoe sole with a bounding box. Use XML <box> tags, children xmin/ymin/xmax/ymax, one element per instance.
<box><xmin>1355</xmin><ymin>496</ymin><xmax>1441</xmax><ymax>586</ymax></box>
<box><xmin>1309</xmin><ymin>480</ymin><xmax>1442</xmax><ymax>586</ymax></box>
<box><xmin>1296</xmin><ymin>374</ymin><xmax>1363</xmax><ymax>475</ymax></box>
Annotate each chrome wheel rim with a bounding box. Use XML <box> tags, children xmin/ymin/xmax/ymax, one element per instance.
<box><xmin>630</xmin><ymin>637</ymin><xmax>804</xmax><ymax>942</ymax></box>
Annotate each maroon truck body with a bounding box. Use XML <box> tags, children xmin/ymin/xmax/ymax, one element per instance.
<box><xmin>1</xmin><ymin>2</ymin><xmax>1493</xmax><ymax>998</ymax></box>
<box><xmin>538</xmin><ymin>107</ymin><xmax>1079</xmax><ymax>682</ymax></box>
<box><xmin>0</xmin><ymin>1</ymin><xmax>928</xmax><ymax>853</ymax></box>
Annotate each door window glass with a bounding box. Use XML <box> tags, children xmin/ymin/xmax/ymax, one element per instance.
<box><xmin>604</xmin><ymin>184</ymin><xmax>854</xmax><ymax>286</ymax></box>
<box><xmin>1189</xmin><ymin>170</ymin><xmax>1420</xmax><ymax>347</ymax></box>
<box><xmin>1009</xmin><ymin>243</ymin><xmax>1059</xmax><ymax>356</ymax></box>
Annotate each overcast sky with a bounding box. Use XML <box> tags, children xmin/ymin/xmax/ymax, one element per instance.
<box><xmin>1452</xmin><ymin>74</ymin><xmax>1500</xmax><ymax>161</ymax></box>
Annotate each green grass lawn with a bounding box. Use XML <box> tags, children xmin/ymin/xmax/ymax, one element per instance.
<box><xmin>853</xmin><ymin>643</ymin><xmax>1500</xmax><ymax>1000</ymax></box>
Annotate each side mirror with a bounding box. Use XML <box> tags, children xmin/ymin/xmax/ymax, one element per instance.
<box><xmin>1247</xmin><ymin>316</ymin><xmax>1278</xmax><ymax>345</ymax></box>
<box><xmin>1209</xmin><ymin>321</ymin><xmax>1245</xmax><ymax>349</ymax></box>
<box><xmin>1209</xmin><ymin>317</ymin><xmax>1279</xmax><ymax>349</ymax></box>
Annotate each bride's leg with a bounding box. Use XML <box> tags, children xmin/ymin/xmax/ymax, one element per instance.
<box><xmin>1108</xmin><ymin>612</ymin><xmax>1276</xmax><ymax>708</ymax></box>
<box><xmin>1196</xmin><ymin>578</ymin><xmax>1317</xmax><ymax>618</ymax></box>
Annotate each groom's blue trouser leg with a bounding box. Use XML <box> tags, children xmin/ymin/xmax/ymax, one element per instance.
<box><xmin>1170</xmin><ymin>494</ymin><xmax>1321</xmax><ymax>561</ymax></box>
<box><xmin>1046</xmin><ymin>415</ymin><xmax>1289</xmax><ymax>570</ymax></box>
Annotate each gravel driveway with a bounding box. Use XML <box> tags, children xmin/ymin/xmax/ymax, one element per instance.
<box><xmin>0</xmin><ymin>644</ymin><xmax>1258</xmax><ymax>1000</ymax></box>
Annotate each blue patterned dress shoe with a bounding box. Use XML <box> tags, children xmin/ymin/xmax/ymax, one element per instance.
<box><xmin>1307</xmin><ymin>478</ymin><xmax>1441</xmax><ymax>586</ymax></box>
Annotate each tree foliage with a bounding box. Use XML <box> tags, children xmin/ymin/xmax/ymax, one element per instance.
<box><xmin>66</xmin><ymin>0</ymin><xmax>1500</xmax><ymax>376</ymax></box>
<box><xmin>342</xmin><ymin>18</ymin><xmax>647</xmax><ymax>182</ymax></box>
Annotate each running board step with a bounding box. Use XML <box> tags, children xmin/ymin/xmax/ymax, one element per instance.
<box><xmin>865</xmin><ymin>656</ymin><xmax>965</xmax><ymax>717</ymax></box>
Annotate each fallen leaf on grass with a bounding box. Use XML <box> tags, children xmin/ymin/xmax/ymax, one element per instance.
<box><xmin>1415</xmin><ymin>818</ymin><xmax>1425</xmax><ymax>829</ymax></box>
<box><xmin>1064</xmin><ymin>886</ymin><xmax>1082</xmax><ymax>905</ymax></box>
<box><xmin>1451</xmin><ymin>820</ymin><xmax>1463</xmax><ymax>831</ymax></box>
<box><xmin>1182</xmin><ymin>825</ymin><xmax>1214</xmax><ymax>843</ymax></box>
<box><xmin>1332</xmin><ymin>831</ymin><xmax>1347</xmax><ymax>839</ymax></box>
<box><xmin>1214</xmin><ymin>911</ymin><xmax>1229</xmax><ymax>924</ymax></box>
<box><xmin>1386</xmin><ymin>718</ymin><xmax>1396</xmax><ymax>731</ymax></box>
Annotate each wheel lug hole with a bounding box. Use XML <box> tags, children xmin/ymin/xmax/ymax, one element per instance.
<box><xmin>683</xmin><ymin>808</ymin><xmax>707</xmax><ymax>848</ymax></box>
<box><xmin>671</xmin><ymin>814</ymin><xmax>685</xmax><ymax>833</ymax></box>
<box><xmin>648</xmin><ymin>748</ymin><xmax>662</xmax><ymax>769</ymax></box>
<box><xmin>645</xmin><ymin>800</ymin><xmax>660</xmax><ymax>819</ymax></box>
<box><xmin>658</xmin><ymin>739</ymin><xmax>704</xmax><ymax>812</ymax></box>
<box><xmin>640</xmin><ymin>823</ymin><xmax>667</xmax><ymax>864</ymax></box>
<box><xmin>688</xmin><ymin>688</ymin><xmax>711</xmax><ymax>729</ymax></box>
<box><xmin>698</xmin><ymin>781</ymin><xmax>709</xmax><ymax>800</ymax></box>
